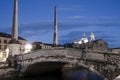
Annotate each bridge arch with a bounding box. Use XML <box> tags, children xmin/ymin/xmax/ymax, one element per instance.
<box><xmin>25</xmin><ymin>61</ymin><xmax>68</xmax><ymax>76</ymax></box>
<box><xmin>15</xmin><ymin>48</ymin><xmax>120</xmax><ymax>79</ymax></box>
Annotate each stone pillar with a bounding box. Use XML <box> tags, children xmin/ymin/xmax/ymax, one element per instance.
<box><xmin>8</xmin><ymin>0</ymin><xmax>20</xmax><ymax>56</ymax></box>
<box><xmin>53</xmin><ymin>6</ymin><xmax>58</xmax><ymax>46</ymax></box>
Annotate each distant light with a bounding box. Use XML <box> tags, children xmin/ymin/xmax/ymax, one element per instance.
<box><xmin>5</xmin><ymin>48</ymin><xmax>9</xmax><ymax>54</ymax></box>
<box><xmin>25</xmin><ymin>44</ymin><xmax>32</xmax><ymax>50</ymax></box>
<box><xmin>24</xmin><ymin>44</ymin><xmax>32</xmax><ymax>53</ymax></box>
<box><xmin>78</xmin><ymin>41</ymin><xmax>82</xmax><ymax>44</ymax></box>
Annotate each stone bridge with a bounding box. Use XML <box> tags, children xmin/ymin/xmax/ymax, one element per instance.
<box><xmin>0</xmin><ymin>48</ymin><xmax>120</xmax><ymax>79</ymax></box>
<box><xmin>14</xmin><ymin>48</ymin><xmax>120</xmax><ymax>79</ymax></box>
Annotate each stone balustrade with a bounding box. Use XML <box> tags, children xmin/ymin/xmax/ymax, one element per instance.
<box><xmin>16</xmin><ymin>48</ymin><xmax>120</xmax><ymax>67</ymax></box>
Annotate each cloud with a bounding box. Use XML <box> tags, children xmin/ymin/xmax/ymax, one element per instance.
<box><xmin>88</xmin><ymin>16</ymin><xmax>120</xmax><ymax>20</ymax></box>
<box><xmin>19</xmin><ymin>22</ymin><xmax>53</xmax><ymax>32</ymax></box>
<box><xmin>1</xmin><ymin>21</ymin><xmax>120</xmax><ymax>48</ymax></box>
<box><xmin>67</xmin><ymin>16</ymin><xmax>84</xmax><ymax>19</ymax></box>
<box><xmin>66</xmin><ymin>15</ymin><xmax>120</xmax><ymax>22</ymax></box>
<box><xmin>59</xmin><ymin>7</ymin><xmax>82</xmax><ymax>11</ymax></box>
<box><xmin>16</xmin><ymin>21</ymin><xmax>120</xmax><ymax>36</ymax></box>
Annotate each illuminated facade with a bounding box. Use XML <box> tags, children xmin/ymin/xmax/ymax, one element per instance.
<box><xmin>74</xmin><ymin>32</ymin><xmax>96</xmax><ymax>45</ymax></box>
<box><xmin>74</xmin><ymin>33</ymin><xmax>89</xmax><ymax>44</ymax></box>
<box><xmin>0</xmin><ymin>32</ymin><xmax>27</xmax><ymax>62</ymax></box>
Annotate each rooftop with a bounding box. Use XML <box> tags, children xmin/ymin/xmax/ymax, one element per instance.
<box><xmin>0</xmin><ymin>32</ymin><xmax>26</xmax><ymax>40</ymax></box>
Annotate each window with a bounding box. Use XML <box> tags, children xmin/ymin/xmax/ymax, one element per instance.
<box><xmin>4</xmin><ymin>45</ymin><xmax>7</xmax><ymax>49</ymax></box>
<box><xmin>2</xmin><ymin>52</ymin><xmax>6</xmax><ymax>58</ymax></box>
<box><xmin>0</xmin><ymin>45</ymin><xmax>1</xmax><ymax>49</ymax></box>
<box><xmin>4</xmin><ymin>40</ymin><xmax>7</xmax><ymax>43</ymax></box>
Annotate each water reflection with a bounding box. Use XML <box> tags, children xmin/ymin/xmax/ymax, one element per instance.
<box><xmin>0</xmin><ymin>65</ymin><xmax>105</xmax><ymax>80</ymax></box>
<box><xmin>63</xmin><ymin>65</ymin><xmax>104</xmax><ymax>80</ymax></box>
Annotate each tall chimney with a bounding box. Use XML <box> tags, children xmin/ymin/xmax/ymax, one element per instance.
<box><xmin>53</xmin><ymin>6</ymin><xmax>58</xmax><ymax>46</ymax></box>
<box><xmin>8</xmin><ymin>0</ymin><xmax>20</xmax><ymax>56</ymax></box>
<box><xmin>12</xmin><ymin>0</ymin><xmax>18</xmax><ymax>40</ymax></box>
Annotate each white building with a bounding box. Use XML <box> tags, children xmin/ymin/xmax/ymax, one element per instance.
<box><xmin>74</xmin><ymin>32</ymin><xmax>95</xmax><ymax>45</ymax></box>
<box><xmin>74</xmin><ymin>33</ymin><xmax>89</xmax><ymax>44</ymax></box>
<box><xmin>0</xmin><ymin>32</ymin><xmax>27</xmax><ymax>62</ymax></box>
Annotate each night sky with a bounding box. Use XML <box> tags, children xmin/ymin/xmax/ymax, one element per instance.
<box><xmin>0</xmin><ymin>0</ymin><xmax>120</xmax><ymax>48</ymax></box>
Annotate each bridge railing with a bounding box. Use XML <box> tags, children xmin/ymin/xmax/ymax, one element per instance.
<box><xmin>85</xmin><ymin>50</ymin><xmax>120</xmax><ymax>66</ymax></box>
<box><xmin>85</xmin><ymin>52</ymin><xmax>105</xmax><ymax>61</ymax></box>
<box><xmin>16</xmin><ymin>48</ymin><xmax>120</xmax><ymax>68</ymax></box>
<box><xmin>17</xmin><ymin>49</ymin><xmax>67</xmax><ymax>61</ymax></box>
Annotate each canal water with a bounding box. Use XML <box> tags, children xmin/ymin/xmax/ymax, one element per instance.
<box><xmin>0</xmin><ymin>67</ymin><xmax>105</xmax><ymax>80</ymax></box>
<box><xmin>0</xmin><ymin>71</ymin><xmax>62</xmax><ymax>80</ymax></box>
<box><xmin>0</xmin><ymin>63</ymin><xmax>105</xmax><ymax>80</ymax></box>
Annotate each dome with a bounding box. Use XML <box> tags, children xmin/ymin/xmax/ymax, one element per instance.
<box><xmin>81</xmin><ymin>33</ymin><xmax>88</xmax><ymax>43</ymax></box>
<box><xmin>73</xmin><ymin>33</ymin><xmax>88</xmax><ymax>44</ymax></box>
<box><xmin>81</xmin><ymin>37</ymin><xmax>88</xmax><ymax>43</ymax></box>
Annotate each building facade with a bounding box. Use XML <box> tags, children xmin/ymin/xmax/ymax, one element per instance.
<box><xmin>110</xmin><ymin>48</ymin><xmax>120</xmax><ymax>53</ymax></box>
<box><xmin>32</xmin><ymin>42</ymin><xmax>53</xmax><ymax>50</ymax></box>
<box><xmin>0</xmin><ymin>32</ymin><xmax>27</xmax><ymax>62</ymax></box>
<box><xmin>73</xmin><ymin>39</ymin><xmax>109</xmax><ymax>52</ymax></box>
